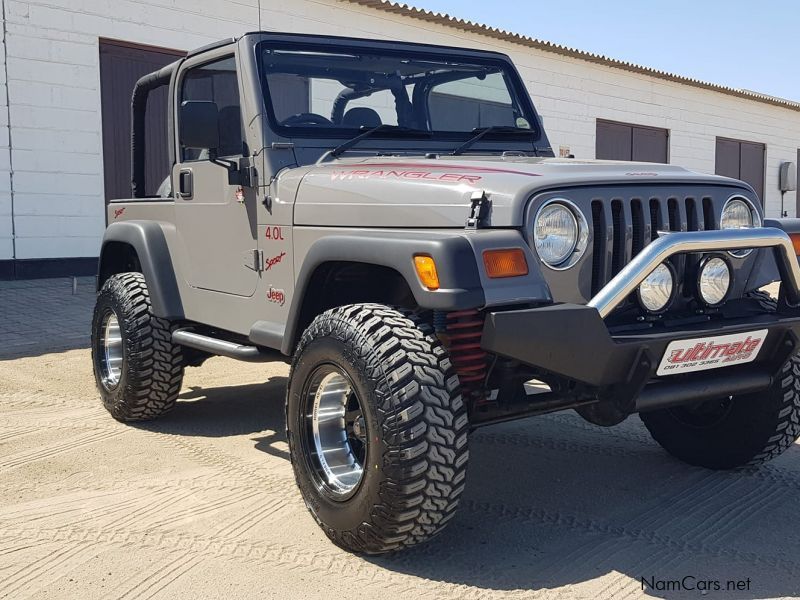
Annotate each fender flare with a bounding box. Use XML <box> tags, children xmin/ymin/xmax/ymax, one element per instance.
<box><xmin>98</xmin><ymin>220</ymin><xmax>184</xmax><ymax>320</ymax></box>
<box><xmin>280</xmin><ymin>233</ymin><xmax>485</xmax><ymax>355</ymax></box>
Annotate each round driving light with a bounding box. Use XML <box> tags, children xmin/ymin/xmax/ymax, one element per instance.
<box><xmin>534</xmin><ymin>203</ymin><xmax>578</xmax><ymax>266</ymax></box>
<box><xmin>698</xmin><ymin>256</ymin><xmax>731</xmax><ymax>306</ymax></box>
<box><xmin>721</xmin><ymin>196</ymin><xmax>761</xmax><ymax>258</ymax></box>
<box><xmin>637</xmin><ymin>263</ymin><xmax>675</xmax><ymax>313</ymax></box>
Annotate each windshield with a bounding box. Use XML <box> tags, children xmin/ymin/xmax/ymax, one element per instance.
<box><xmin>258</xmin><ymin>44</ymin><xmax>539</xmax><ymax>142</ymax></box>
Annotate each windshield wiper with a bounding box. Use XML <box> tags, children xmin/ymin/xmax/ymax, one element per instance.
<box><xmin>451</xmin><ymin>125</ymin><xmax>535</xmax><ymax>156</ymax></box>
<box><xmin>325</xmin><ymin>124</ymin><xmax>428</xmax><ymax>160</ymax></box>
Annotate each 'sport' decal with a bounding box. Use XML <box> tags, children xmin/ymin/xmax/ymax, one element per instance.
<box><xmin>265</xmin><ymin>251</ymin><xmax>286</xmax><ymax>271</ymax></box>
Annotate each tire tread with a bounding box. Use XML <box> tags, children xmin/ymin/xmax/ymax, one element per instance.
<box><xmin>288</xmin><ymin>303</ymin><xmax>469</xmax><ymax>553</ymax></box>
<box><xmin>92</xmin><ymin>273</ymin><xmax>183</xmax><ymax>421</ymax></box>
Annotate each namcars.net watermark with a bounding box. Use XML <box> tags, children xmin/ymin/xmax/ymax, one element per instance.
<box><xmin>642</xmin><ymin>575</ymin><xmax>752</xmax><ymax>593</ymax></box>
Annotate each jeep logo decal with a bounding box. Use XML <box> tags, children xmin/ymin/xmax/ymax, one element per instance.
<box><xmin>267</xmin><ymin>286</ymin><xmax>286</xmax><ymax>306</ymax></box>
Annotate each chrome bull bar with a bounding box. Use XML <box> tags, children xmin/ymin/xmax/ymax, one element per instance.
<box><xmin>587</xmin><ymin>227</ymin><xmax>800</xmax><ymax>319</ymax></box>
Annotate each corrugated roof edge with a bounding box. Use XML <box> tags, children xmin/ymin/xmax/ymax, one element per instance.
<box><xmin>345</xmin><ymin>0</ymin><xmax>800</xmax><ymax>113</ymax></box>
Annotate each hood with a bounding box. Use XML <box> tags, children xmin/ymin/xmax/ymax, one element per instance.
<box><xmin>289</xmin><ymin>155</ymin><xmax>748</xmax><ymax>228</ymax></box>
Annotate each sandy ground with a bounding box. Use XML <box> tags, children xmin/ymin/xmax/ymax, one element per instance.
<box><xmin>1</xmin><ymin>281</ymin><xmax>799</xmax><ymax>599</ymax></box>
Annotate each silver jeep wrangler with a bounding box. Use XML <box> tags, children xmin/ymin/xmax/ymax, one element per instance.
<box><xmin>93</xmin><ymin>32</ymin><xmax>800</xmax><ymax>554</ymax></box>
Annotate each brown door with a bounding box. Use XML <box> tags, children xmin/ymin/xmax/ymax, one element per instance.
<box><xmin>596</xmin><ymin>120</ymin><xmax>668</xmax><ymax>163</ymax></box>
<box><xmin>715</xmin><ymin>137</ymin><xmax>765</xmax><ymax>203</ymax></box>
<box><xmin>596</xmin><ymin>120</ymin><xmax>632</xmax><ymax>161</ymax></box>
<box><xmin>632</xmin><ymin>126</ymin><xmax>668</xmax><ymax>164</ymax></box>
<box><xmin>99</xmin><ymin>39</ymin><xmax>184</xmax><ymax>203</ymax></box>
<box><xmin>714</xmin><ymin>138</ymin><xmax>740</xmax><ymax>179</ymax></box>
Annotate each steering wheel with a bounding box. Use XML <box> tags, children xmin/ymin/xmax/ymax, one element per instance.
<box><xmin>280</xmin><ymin>113</ymin><xmax>333</xmax><ymax>127</ymax></box>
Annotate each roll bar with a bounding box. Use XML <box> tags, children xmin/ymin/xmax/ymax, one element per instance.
<box><xmin>130</xmin><ymin>63</ymin><xmax>178</xmax><ymax>198</ymax></box>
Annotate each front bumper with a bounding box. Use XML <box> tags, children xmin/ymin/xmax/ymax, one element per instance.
<box><xmin>482</xmin><ymin>303</ymin><xmax>800</xmax><ymax>386</ymax></box>
<box><xmin>482</xmin><ymin>227</ymin><xmax>800</xmax><ymax>391</ymax></box>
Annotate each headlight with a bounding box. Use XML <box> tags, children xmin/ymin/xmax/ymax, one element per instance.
<box><xmin>698</xmin><ymin>256</ymin><xmax>731</xmax><ymax>306</ymax></box>
<box><xmin>637</xmin><ymin>262</ymin><xmax>675</xmax><ymax>313</ymax></box>
<box><xmin>720</xmin><ymin>196</ymin><xmax>761</xmax><ymax>258</ymax></box>
<box><xmin>533</xmin><ymin>200</ymin><xmax>588</xmax><ymax>268</ymax></box>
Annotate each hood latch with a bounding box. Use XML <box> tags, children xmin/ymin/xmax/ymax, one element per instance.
<box><xmin>466</xmin><ymin>190</ymin><xmax>491</xmax><ymax>230</ymax></box>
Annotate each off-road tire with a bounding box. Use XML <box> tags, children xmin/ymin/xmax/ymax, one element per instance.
<box><xmin>92</xmin><ymin>272</ymin><xmax>184</xmax><ymax>421</ymax></box>
<box><xmin>286</xmin><ymin>303</ymin><xmax>469</xmax><ymax>554</ymax></box>
<box><xmin>640</xmin><ymin>292</ymin><xmax>800</xmax><ymax>469</ymax></box>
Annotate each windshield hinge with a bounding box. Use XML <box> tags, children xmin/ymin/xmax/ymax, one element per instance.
<box><xmin>466</xmin><ymin>190</ymin><xmax>491</xmax><ymax>230</ymax></box>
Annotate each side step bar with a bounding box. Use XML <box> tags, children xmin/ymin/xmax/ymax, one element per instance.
<box><xmin>172</xmin><ymin>328</ymin><xmax>276</xmax><ymax>363</ymax></box>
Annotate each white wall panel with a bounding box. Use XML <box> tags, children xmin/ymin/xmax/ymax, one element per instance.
<box><xmin>2</xmin><ymin>0</ymin><xmax>798</xmax><ymax>262</ymax></box>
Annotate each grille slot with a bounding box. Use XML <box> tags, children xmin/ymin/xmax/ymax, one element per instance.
<box><xmin>668</xmin><ymin>198</ymin><xmax>680</xmax><ymax>231</ymax></box>
<box><xmin>685</xmin><ymin>198</ymin><xmax>698</xmax><ymax>231</ymax></box>
<box><xmin>702</xmin><ymin>197</ymin><xmax>715</xmax><ymax>230</ymax></box>
<box><xmin>611</xmin><ymin>200</ymin><xmax>624</xmax><ymax>276</ymax></box>
<box><xmin>649</xmin><ymin>199</ymin><xmax>662</xmax><ymax>241</ymax></box>
<box><xmin>591</xmin><ymin>201</ymin><xmax>605</xmax><ymax>296</ymax></box>
<box><xmin>631</xmin><ymin>199</ymin><xmax>644</xmax><ymax>256</ymax></box>
<box><xmin>683</xmin><ymin>198</ymin><xmax>700</xmax><ymax>293</ymax></box>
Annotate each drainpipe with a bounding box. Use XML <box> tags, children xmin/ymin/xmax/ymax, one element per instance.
<box><xmin>1</xmin><ymin>0</ymin><xmax>15</xmax><ymax>261</ymax></box>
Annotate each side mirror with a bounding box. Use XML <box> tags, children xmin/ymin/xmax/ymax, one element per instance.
<box><xmin>180</xmin><ymin>101</ymin><xmax>220</xmax><ymax>151</ymax></box>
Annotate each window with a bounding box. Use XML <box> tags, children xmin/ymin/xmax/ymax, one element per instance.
<box><xmin>268</xmin><ymin>72</ymin><xmax>311</xmax><ymax>123</ymax></box>
<box><xmin>428</xmin><ymin>72</ymin><xmax>519</xmax><ymax>131</ymax></box>
<box><xmin>596</xmin><ymin>120</ymin><xmax>669</xmax><ymax>164</ymax></box>
<box><xmin>180</xmin><ymin>56</ymin><xmax>243</xmax><ymax>160</ymax></box>
<box><xmin>715</xmin><ymin>137</ymin><xmax>765</xmax><ymax>203</ymax></box>
<box><xmin>258</xmin><ymin>45</ymin><xmax>538</xmax><ymax>140</ymax></box>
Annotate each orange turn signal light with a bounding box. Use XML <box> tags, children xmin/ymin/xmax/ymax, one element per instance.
<box><xmin>413</xmin><ymin>255</ymin><xmax>440</xmax><ymax>290</ymax></box>
<box><xmin>483</xmin><ymin>248</ymin><xmax>529</xmax><ymax>278</ymax></box>
<box><xmin>790</xmin><ymin>232</ymin><xmax>800</xmax><ymax>256</ymax></box>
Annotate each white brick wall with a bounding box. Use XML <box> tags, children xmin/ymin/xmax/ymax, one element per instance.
<box><xmin>2</xmin><ymin>0</ymin><xmax>799</xmax><ymax>262</ymax></box>
<box><xmin>2</xmin><ymin>0</ymin><xmax>259</xmax><ymax>260</ymax></box>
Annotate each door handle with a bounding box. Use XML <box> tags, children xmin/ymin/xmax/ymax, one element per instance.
<box><xmin>178</xmin><ymin>169</ymin><xmax>193</xmax><ymax>198</ymax></box>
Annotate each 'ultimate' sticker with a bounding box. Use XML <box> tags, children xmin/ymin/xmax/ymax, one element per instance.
<box><xmin>656</xmin><ymin>330</ymin><xmax>767</xmax><ymax>376</ymax></box>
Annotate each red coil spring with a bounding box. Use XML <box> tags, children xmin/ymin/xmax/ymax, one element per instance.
<box><xmin>445</xmin><ymin>309</ymin><xmax>488</xmax><ymax>403</ymax></box>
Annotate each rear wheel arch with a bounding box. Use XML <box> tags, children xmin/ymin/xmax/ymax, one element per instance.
<box><xmin>99</xmin><ymin>221</ymin><xmax>184</xmax><ymax>320</ymax></box>
<box><xmin>98</xmin><ymin>241</ymin><xmax>142</xmax><ymax>289</ymax></box>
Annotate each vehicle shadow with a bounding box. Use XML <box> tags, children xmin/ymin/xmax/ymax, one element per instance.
<box><xmin>367</xmin><ymin>413</ymin><xmax>800</xmax><ymax>598</ymax></box>
<box><xmin>131</xmin><ymin>375</ymin><xmax>800</xmax><ymax>597</ymax></box>
<box><xmin>132</xmin><ymin>376</ymin><xmax>290</xmax><ymax>461</ymax></box>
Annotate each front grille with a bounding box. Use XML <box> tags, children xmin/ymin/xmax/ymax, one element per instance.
<box><xmin>590</xmin><ymin>194</ymin><xmax>717</xmax><ymax>295</ymax></box>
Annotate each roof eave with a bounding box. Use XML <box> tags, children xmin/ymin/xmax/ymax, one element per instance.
<box><xmin>345</xmin><ymin>0</ymin><xmax>800</xmax><ymax>113</ymax></box>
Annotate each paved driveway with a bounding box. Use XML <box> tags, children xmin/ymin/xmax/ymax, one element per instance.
<box><xmin>0</xmin><ymin>278</ymin><xmax>798</xmax><ymax>599</ymax></box>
